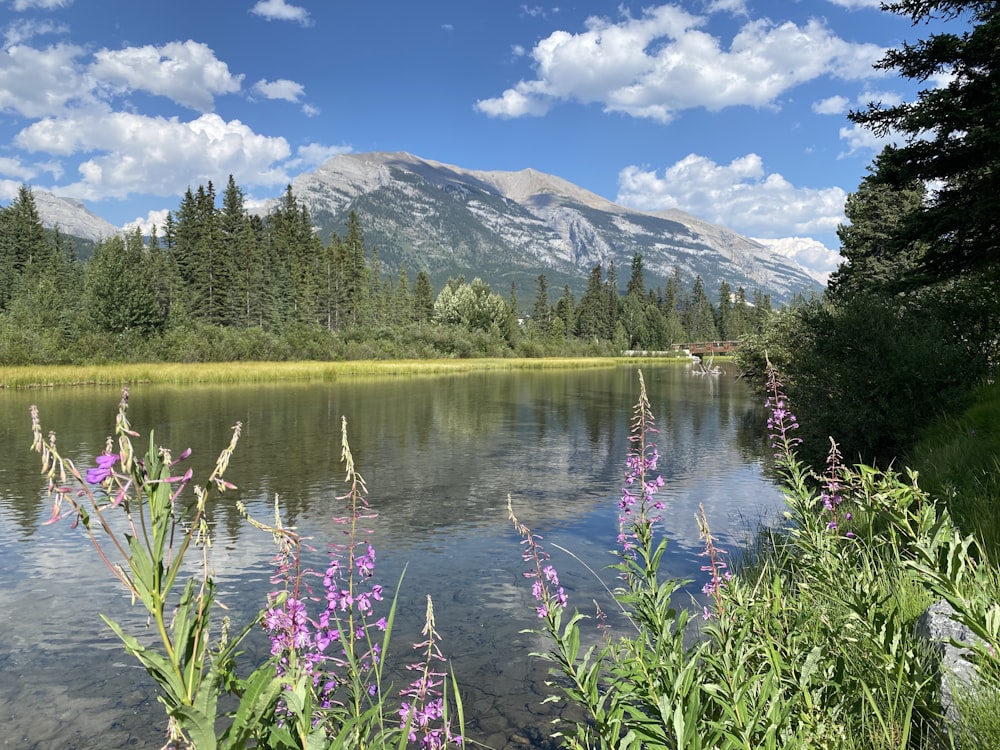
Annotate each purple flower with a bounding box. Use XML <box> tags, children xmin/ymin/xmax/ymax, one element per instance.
<box><xmin>86</xmin><ymin>453</ymin><xmax>118</xmax><ymax>484</ymax></box>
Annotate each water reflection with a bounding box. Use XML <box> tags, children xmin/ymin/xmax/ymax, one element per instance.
<box><xmin>0</xmin><ymin>364</ymin><xmax>782</xmax><ymax>749</ymax></box>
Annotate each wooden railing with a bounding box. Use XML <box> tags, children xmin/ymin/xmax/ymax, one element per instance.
<box><xmin>672</xmin><ymin>340</ymin><xmax>741</xmax><ymax>356</ymax></box>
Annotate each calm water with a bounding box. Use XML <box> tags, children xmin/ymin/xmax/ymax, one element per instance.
<box><xmin>0</xmin><ymin>364</ymin><xmax>783</xmax><ymax>749</ymax></box>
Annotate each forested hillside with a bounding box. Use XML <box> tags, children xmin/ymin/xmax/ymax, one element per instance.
<box><xmin>0</xmin><ymin>178</ymin><xmax>776</xmax><ymax>365</ymax></box>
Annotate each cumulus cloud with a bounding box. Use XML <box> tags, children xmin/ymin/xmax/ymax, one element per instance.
<box><xmin>0</xmin><ymin>43</ymin><xmax>92</xmax><ymax>118</ymax></box>
<box><xmin>91</xmin><ymin>40</ymin><xmax>243</xmax><ymax>112</ymax></box>
<box><xmin>123</xmin><ymin>207</ymin><xmax>170</xmax><ymax>235</ymax></box>
<box><xmin>10</xmin><ymin>0</ymin><xmax>72</xmax><ymax>9</ymax></box>
<box><xmin>286</xmin><ymin>142</ymin><xmax>353</xmax><ymax>170</ymax></box>
<box><xmin>812</xmin><ymin>94</ymin><xmax>849</xmax><ymax>114</ymax></box>
<box><xmin>616</xmin><ymin>153</ymin><xmax>847</xmax><ymax>238</ymax></box>
<box><xmin>751</xmin><ymin>236</ymin><xmax>843</xmax><ymax>284</ymax></box>
<box><xmin>825</xmin><ymin>0</ymin><xmax>882</xmax><ymax>8</ymax></box>
<box><xmin>16</xmin><ymin>111</ymin><xmax>291</xmax><ymax>199</ymax></box>
<box><xmin>476</xmin><ymin>5</ymin><xmax>885</xmax><ymax>121</ymax></box>
<box><xmin>3</xmin><ymin>19</ymin><xmax>68</xmax><ymax>47</ymax></box>
<box><xmin>0</xmin><ymin>154</ymin><xmax>61</xmax><ymax>181</ymax></box>
<box><xmin>252</xmin><ymin>77</ymin><xmax>304</xmax><ymax>102</ymax></box>
<box><xmin>250</xmin><ymin>0</ymin><xmax>312</xmax><ymax>26</ymax></box>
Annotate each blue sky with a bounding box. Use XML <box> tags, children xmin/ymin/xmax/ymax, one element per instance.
<box><xmin>0</xmin><ymin>0</ymin><xmax>945</xmax><ymax>278</ymax></box>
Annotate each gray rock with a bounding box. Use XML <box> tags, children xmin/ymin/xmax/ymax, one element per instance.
<box><xmin>914</xmin><ymin>599</ymin><xmax>981</xmax><ymax>734</ymax></box>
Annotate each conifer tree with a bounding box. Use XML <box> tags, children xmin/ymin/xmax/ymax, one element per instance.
<box><xmin>576</xmin><ymin>264</ymin><xmax>611</xmax><ymax>340</ymax></box>
<box><xmin>413</xmin><ymin>270</ymin><xmax>435</xmax><ymax>323</ymax></box>
<box><xmin>531</xmin><ymin>274</ymin><xmax>552</xmax><ymax>334</ymax></box>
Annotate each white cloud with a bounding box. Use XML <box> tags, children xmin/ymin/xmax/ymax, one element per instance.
<box><xmin>0</xmin><ymin>155</ymin><xmax>39</xmax><ymax>180</ymax></box>
<box><xmin>812</xmin><ymin>94</ymin><xmax>849</xmax><ymax>114</ymax></box>
<box><xmin>16</xmin><ymin>111</ymin><xmax>291</xmax><ymax>199</ymax></box>
<box><xmin>476</xmin><ymin>5</ymin><xmax>885</xmax><ymax>121</ymax></box>
<box><xmin>3</xmin><ymin>19</ymin><xmax>68</xmax><ymax>48</ymax></box>
<box><xmin>90</xmin><ymin>40</ymin><xmax>243</xmax><ymax>112</ymax></box>
<box><xmin>10</xmin><ymin>0</ymin><xmax>72</xmax><ymax>9</ymax></box>
<box><xmin>616</xmin><ymin>153</ymin><xmax>847</xmax><ymax>238</ymax></box>
<box><xmin>122</xmin><ymin>207</ymin><xmax>170</xmax><ymax>235</ymax></box>
<box><xmin>0</xmin><ymin>179</ymin><xmax>22</xmax><ymax>200</ymax></box>
<box><xmin>286</xmin><ymin>142</ymin><xmax>353</xmax><ymax>170</ymax></box>
<box><xmin>751</xmin><ymin>236</ymin><xmax>842</xmax><ymax>284</ymax></box>
<box><xmin>705</xmin><ymin>0</ymin><xmax>748</xmax><ymax>14</ymax></box>
<box><xmin>252</xmin><ymin>78</ymin><xmax>304</xmax><ymax>102</ymax></box>
<box><xmin>824</xmin><ymin>0</ymin><xmax>882</xmax><ymax>8</ymax></box>
<box><xmin>837</xmin><ymin>123</ymin><xmax>887</xmax><ymax>154</ymax></box>
<box><xmin>250</xmin><ymin>0</ymin><xmax>312</xmax><ymax>26</ymax></box>
<box><xmin>0</xmin><ymin>43</ymin><xmax>92</xmax><ymax>118</ymax></box>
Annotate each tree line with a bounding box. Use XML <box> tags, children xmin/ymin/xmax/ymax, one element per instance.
<box><xmin>0</xmin><ymin>178</ymin><xmax>774</xmax><ymax>364</ymax></box>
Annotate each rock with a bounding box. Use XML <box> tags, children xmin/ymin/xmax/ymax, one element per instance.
<box><xmin>914</xmin><ymin>599</ymin><xmax>981</xmax><ymax>733</ymax></box>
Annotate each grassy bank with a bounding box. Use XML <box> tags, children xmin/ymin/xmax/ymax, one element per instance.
<box><xmin>906</xmin><ymin>379</ymin><xmax>1000</xmax><ymax>563</ymax></box>
<box><xmin>0</xmin><ymin>356</ymin><xmax>690</xmax><ymax>388</ymax></box>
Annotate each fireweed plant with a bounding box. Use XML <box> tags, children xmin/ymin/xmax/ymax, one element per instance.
<box><xmin>510</xmin><ymin>366</ymin><xmax>1000</xmax><ymax>749</ymax></box>
<box><xmin>29</xmin><ymin>392</ymin><xmax>463</xmax><ymax>749</ymax></box>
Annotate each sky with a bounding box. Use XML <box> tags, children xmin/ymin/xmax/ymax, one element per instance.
<box><xmin>0</xmin><ymin>0</ymin><xmax>949</xmax><ymax>279</ymax></box>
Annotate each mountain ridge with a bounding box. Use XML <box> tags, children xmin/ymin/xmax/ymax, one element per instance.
<box><xmin>290</xmin><ymin>151</ymin><xmax>823</xmax><ymax>302</ymax></box>
<box><xmin>20</xmin><ymin>150</ymin><xmax>825</xmax><ymax>303</ymax></box>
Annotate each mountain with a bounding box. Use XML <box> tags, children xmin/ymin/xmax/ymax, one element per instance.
<box><xmin>30</xmin><ymin>189</ymin><xmax>121</xmax><ymax>242</ymax></box>
<box><xmin>290</xmin><ymin>151</ymin><xmax>824</xmax><ymax>304</ymax></box>
<box><xmin>22</xmin><ymin>152</ymin><xmax>825</xmax><ymax>304</ymax></box>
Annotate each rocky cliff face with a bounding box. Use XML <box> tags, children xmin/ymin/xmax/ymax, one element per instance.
<box><xmin>30</xmin><ymin>190</ymin><xmax>120</xmax><ymax>242</ymax></box>
<box><xmin>290</xmin><ymin>152</ymin><xmax>823</xmax><ymax>302</ymax></box>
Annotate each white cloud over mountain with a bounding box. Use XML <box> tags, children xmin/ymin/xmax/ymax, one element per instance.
<box><xmin>17</xmin><ymin>111</ymin><xmax>291</xmax><ymax>199</ymax></box>
<box><xmin>476</xmin><ymin>5</ymin><xmax>885</xmax><ymax>122</ymax></box>
<box><xmin>616</xmin><ymin>153</ymin><xmax>847</xmax><ymax>238</ymax></box>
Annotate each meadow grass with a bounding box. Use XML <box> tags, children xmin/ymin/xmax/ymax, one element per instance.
<box><xmin>0</xmin><ymin>356</ymin><xmax>686</xmax><ymax>388</ymax></box>
<box><xmin>906</xmin><ymin>378</ymin><xmax>1000</xmax><ymax>563</ymax></box>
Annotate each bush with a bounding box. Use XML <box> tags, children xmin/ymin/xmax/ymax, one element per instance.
<box><xmin>737</xmin><ymin>296</ymin><xmax>985</xmax><ymax>466</ymax></box>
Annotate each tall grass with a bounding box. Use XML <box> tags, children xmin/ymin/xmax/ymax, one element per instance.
<box><xmin>906</xmin><ymin>379</ymin><xmax>1000</xmax><ymax>563</ymax></box>
<box><xmin>0</xmin><ymin>357</ymin><xmax>658</xmax><ymax>388</ymax></box>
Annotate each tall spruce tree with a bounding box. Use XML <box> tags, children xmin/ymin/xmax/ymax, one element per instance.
<box><xmin>848</xmin><ymin>0</ymin><xmax>1000</xmax><ymax>281</ymax></box>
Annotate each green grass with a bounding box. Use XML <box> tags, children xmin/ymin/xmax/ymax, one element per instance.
<box><xmin>906</xmin><ymin>379</ymin><xmax>1000</xmax><ymax>562</ymax></box>
<box><xmin>0</xmin><ymin>356</ymin><xmax>689</xmax><ymax>388</ymax></box>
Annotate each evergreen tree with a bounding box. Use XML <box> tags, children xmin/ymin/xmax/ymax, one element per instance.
<box><xmin>717</xmin><ymin>281</ymin><xmax>734</xmax><ymax>339</ymax></box>
<box><xmin>576</xmin><ymin>264</ymin><xmax>611</xmax><ymax>340</ymax></box>
<box><xmin>848</xmin><ymin>0</ymin><xmax>1000</xmax><ymax>280</ymax></box>
<box><xmin>84</xmin><ymin>230</ymin><xmax>166</xmax><ymax>336</ymax></box>
<box><xmin>684</xmin><ymin>275</ymin><xmax>718</xmax><ymax>341</ymax></box>
<box><xmin>0</xmin><ymin>185</ymin><xmax>50</xmax><ymax>309</ymax></box>
<box><xmin>554</xmin><ymin>284</ymin><xmax>576</xmax><ymax>340</ymax></box>
<box><xmin>392</xmin><ymin>265</ymin><xmax>413</xmax><ymax>325</ymax></box>
<box><xmin>413</xmin><ymin>271</ymin><xmax>435</xmax><ymax>323</ymax></box>
<box><xmin>626</xmin><ymin>254</ymin><xmax>646</xmax><ymax>299</ymax></box>
<box><xmin>531</xmin><ymin>274</ymin><xmax>552</xmax><ymax>334</ymax></box>
<box><xmin>827</xmin><ymin>150</ymin><xmax>927</xmax><ymax>301</ymax></box>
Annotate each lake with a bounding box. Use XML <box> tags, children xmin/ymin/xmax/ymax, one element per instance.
<box><xmin>0</xmin><ymin>363</ymin><xmax>784</xmax><ymax>749</ymax></box>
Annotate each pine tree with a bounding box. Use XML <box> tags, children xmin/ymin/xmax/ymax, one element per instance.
<box><xmin>0</xmin><ymin>185</ymin><xmax>50</xmax><ymax>310</ymax></box>
<box><xmin>717</xmin><ymin>281</ymin><xmax>733</xmax><ymax>340</ymax></box>
<box><xmin>827</xmin><ymin>149</ymin><xmax>927</xmax><ymax>300</ymax></box>
<box><xmin>84</xmin><ymin>230</ymin><xmax>166</xmax><ymax>335</ymax></box>
<box><xmin>554</xmin><ymin>284</ymin><xmax>576</xmax><ymax>340</ymax></box>
<box><xmin>684</xmin><ymin>275</ymin><xmax>718</xmax><ymax>341</ymax></box>
<box><xmin>576</xmin><ymin>264</ymin><xmax>611</xmax><ymax>340</ymax></box>
<box><xmin>413</xmin><ymin>271</ymin><xmax>435</xmax><ymax>323</ymax></box>
<box><xmin>531</xmin><ymin>274</ymin><xmax>552</xmax><ymax>334</ymax></box>
<box><xmin>848</xmin><ymin>0</ymin><xmax>1000</xmax><ymax>280</ymax></box>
